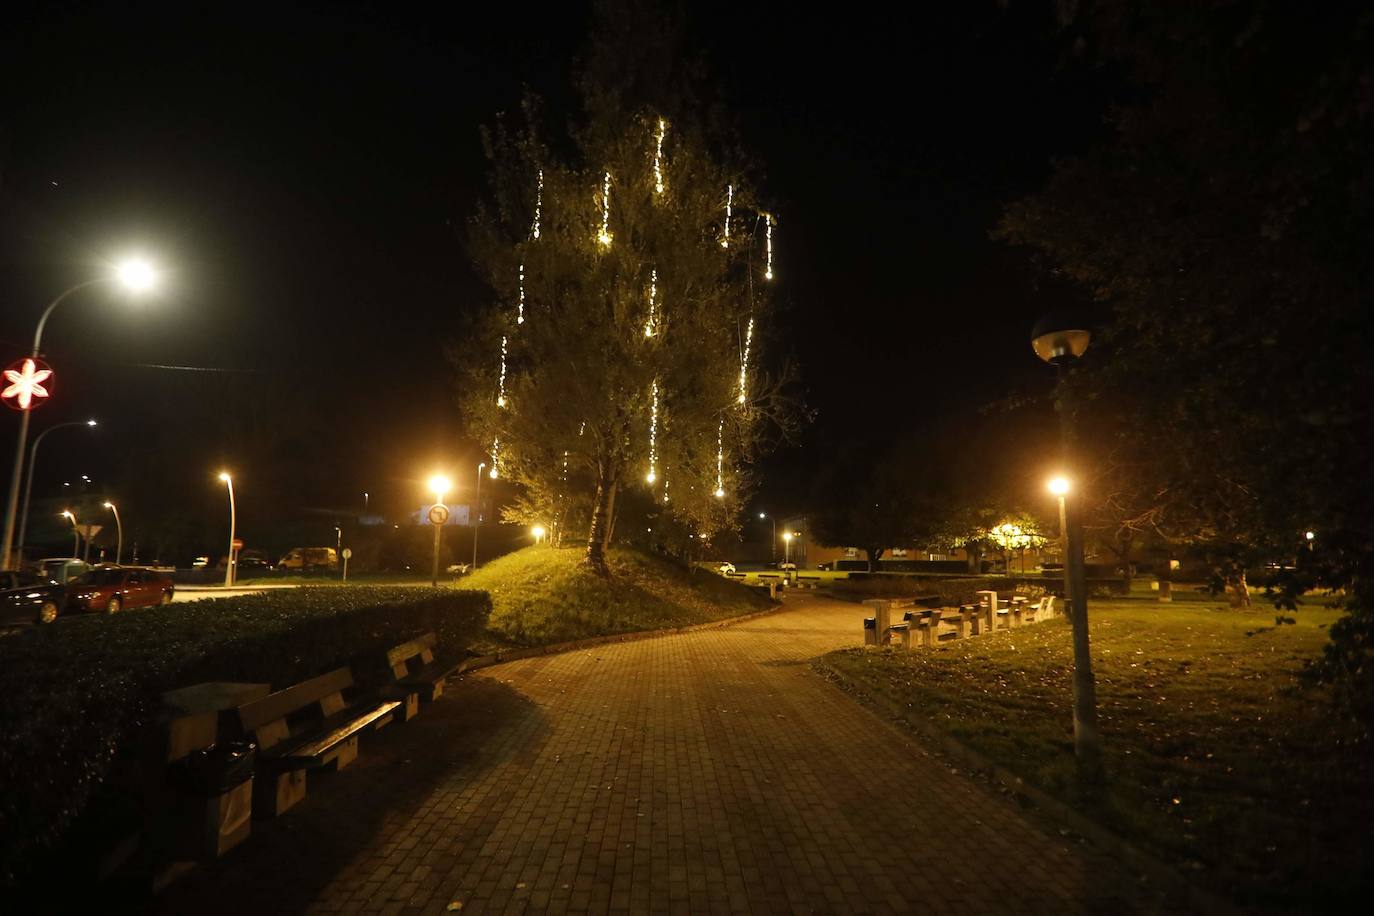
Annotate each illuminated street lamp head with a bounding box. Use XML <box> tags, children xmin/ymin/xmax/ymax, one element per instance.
<box><xmin>86</xmin><ymin>419</ymin><xmax>98</xmax><ymax>427</ymax></box>
<box><xmin>61</xmin><ymin>510</ymin><xmax>73</xmax><ymax>520</ymax></box>
<box><xmin>1305</xmin><ymin>530</ymin><xmax>1316</xmax><ymax>541</ymax></box>
<box><xmin>1048</xmin><ymin>476</ymin><xmax>1071</xmax><ymax>496</ymax></box>
<box><xmin>758</xmin><ymin>512</ymin><xmax>766</xmax><ymax>519</ymax></box>
<box><xmin>531</xmin><ymin>525</ymin><xmax>546</xmax><ymax>542</ymax></box>
<box><xmin>428</xmin><ymin>474</ymin><xmax>452</xmax><ymax>502</ymax></box>
<box><xmin>103</xmin><ymin>501</ymin><xmax>114</xmax><ymax>509</ymax></box>
<box><xmin>218</xmin><ymin>472</ymin><xmax>232</xmax><ymax>483</ymax></box>
<box><xmin>116</xmin><ymin>258</ymin><xmax>158</xmax><ymax>293</ymax></box>
<box><xmin>782</xmin><ymin>531</ymin><xmax>793</xmax><ymax>542</ymax></box>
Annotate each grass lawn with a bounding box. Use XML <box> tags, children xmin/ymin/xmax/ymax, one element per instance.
<box><xmin>463</xmin><ymin>546</ymin><xmax>775</xmax><ymax>650</ymax></box>
<box><xmin>823</xmin><ymin>590</ymin><xmax>1371</xmax><ymax>912</ymax></box>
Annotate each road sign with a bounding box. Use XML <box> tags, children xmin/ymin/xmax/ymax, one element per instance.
<box><xmin>76</xmin><ymin>524</ymin><xmax>102</xmax><ymax>538</ymax></box>
<box><xmin>2</xmin><ymin>357</ymin><xmax>54</xmax><ymax>411</ymax></box>
<box><xmin>427</xmin><ymin>504</ymin><xmax>450</xmax><ymax>526</ymax></box>
<box><xmin>232</xmin><ymin>538</ymin><xmax>244</xmax><ymax>550</ymax></box>
<box><xmin>341</xmin><ymin>547</ymin><xmax>352</xmax><ymax>559</ymax></box>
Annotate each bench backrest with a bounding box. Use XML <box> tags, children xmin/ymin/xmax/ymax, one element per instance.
<box><xmin>238</xmin><ymin>667</ymin><xmax>355</xmax><ymax>749</ymax></box>
<box><xmin>386</xmin><ymin>631</ymin><xmax>438</xmax><ymax>679</ymax></box>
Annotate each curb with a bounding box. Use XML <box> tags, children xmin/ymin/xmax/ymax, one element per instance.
<box><xmin>456</xmin><ymin>600</ymin><xmax>790</xmax><ymax>674</ymax></box>
<box><xmin>813</xmin><ymin>659</ymin><xmax>1242</xmax><ymax>916</ymax></box>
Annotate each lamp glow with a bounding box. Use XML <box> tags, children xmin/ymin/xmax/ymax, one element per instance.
<box><xmin>428</xmin><ymin>475</ymin><xmax>452</xmax><ymax>502</ymax></box>
<box><xmin>116</xmin><ymin>258</ymin><xmax>158</xmax><ymax>292</ymax></box>
<box><xmin>1048</xmin><ymin>476</ymin><xmax>1070</xmax><ymax>496</ymax></box>
<box><xmin>782</xmin><ymin>531</ymin><xmax>792</xmax><ymax>542</ymax></box>
<box><xmin>87</xmin><ymin>419</ymin><xmax>97</xmax><ymax>426</ymax></box>
<box><xmin>218</xmin><ymin>472</ymin><xmax>232</xmax><ymax>483</ymax></box>
<box><xmin>596</xmin><ymin>171</ymin><xmax>613</xmax><ymax>247</ymax></box>
<box><xmin>531</xmin><ymin>525</ymin><xmax>546</xmax><ymax>543</ymax></box>
<box><xmin>1305</xmin><ymin>530</ymin><xmax>1316</xmax><ymax>541</ymax></box>
<box><xmin>721</xmin><ymin>184</ymin><xmax>732</xmax><ymax>248</ymax></box>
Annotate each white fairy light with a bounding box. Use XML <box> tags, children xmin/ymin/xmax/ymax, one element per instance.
<box><xmin>644</xmin><ymin>268</ymin><xmax>659</xmax><ymax>338</ymax></box>
<box><xmin>737</xmin><ymin>316</ymin><xmax>754</xmax><ymax>405</ymax></box>
<box><xmin>721</xmin><ymin>184</ymin><xmax>732</xmax><ymax>249</ymax></box>
<box><xmin>532</xmin><ymin>168</ymin><xmax>543</xmax><ymax>240</ymax></box>
<box><xmin>597</xmin><ymin>170</ymin><xmax>613</xmax><ymax>247</ymax></box>
<box><xmin>517</xmin><ymin>262</ymin><xmax>525</xmax><ymax>325</ymax></box>
<box><xmin>489</xmin><ymin>438</ymin><xmax>500</xmax><ymax>478</ymax></box>
<box><xmin>764</xmin><ymin>213</ymin><xmax>774</xmax><ymax>280</ymax></box>
<box><xmin>663</xmin><ymin>467</ymin><xmax>670</xmax><ymax>503</ymax></box>
<box><xmin>715</xmin><ymin>418</ymin><xmax>725</xmax><ymax>498</ymax></box>
<box><xmin>653</xmin><ymin>119</ymin><xmax>667</xmax><ymax>195</ymax></box>
<box><xmin>579</xmin><ymin>420</ymin><xmax>586</xmax><ymax>437</ymax></box>
<box><xmin>496</xmin><ymin>335</ymin><xmax>508</xmax><ymax>407</ymax></box>
<box><xmin>646</xmin><ymin>379</ymin><xmax>659</xmax><ymax>484</ymax></box>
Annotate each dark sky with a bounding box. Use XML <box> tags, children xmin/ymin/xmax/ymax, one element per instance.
<box><xmin>1</xmin><ymin>0</ymin><xmax>1111</xmax><ymax>545</ymax></box>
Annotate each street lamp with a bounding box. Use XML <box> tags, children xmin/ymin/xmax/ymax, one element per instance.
<box><xmin>783</xmin><ymin>530</ymin><xmax>793</xmax><ymax>568</ymax></box>
<box><xmin>473</xmin><ymin>462</ymin><xmax>485</xmax><ymax>571</ymax></box>
<box><xmin>103</xmin><ymin>501</ymin><xmax>123</xmax><ymax>565</ymax></box>
<box><xmin>219</xmin><ymin>472</ymin><xmax>236</xmax><ymax>587</ymax></box>
<box><xmin>16</xmin><ymin>418</ymin><xmax>97</xmax><ymax>562</ymax></box>
<box><xmin>759</xmin><ymin>511</ymin><xmax>776</xmax><ymax>561</ymax></box>
<box><xmin>532</xmin><ymin>525</ymin><xmax>546</xmax><ymax>545</ymax></box>
<box><xmin>1032</xmin><ymin>312</ymin><xmax>1103</xmax><ymax>784</ymax></box>
<box><xmin>1</xmin><ymin>259</ymin><xmax>161</xmax><ymax>567</ymax></box>
<box><xmin>428</xmin><ymin>474</ymin><xmax>451</xmax><ymax>587</ymax></box>
<box><xmin>60</xmin><ymin>510</ymin><xmax>80</xmax><ymax>557</ymax></box>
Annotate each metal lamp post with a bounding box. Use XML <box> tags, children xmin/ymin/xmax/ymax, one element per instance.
<box><xmin>103</xmin><ymin>501</ymin><xmax>123</xmax><ymax>565</ymax></box>
<box><xmin>1</xmin><ymin>261</ymin><xmax>158</xmax><ymax>567</ymax></box>
<box><xmin>783</xmin><ymin>530</ymin><xmax>792</xmax><ymax>567</ymax></box>
<box><xmin>759</xmin><ymin>511</ymin><xmax>776</xmax><ymax>561</ymax></box>
<box><xmin>1031</xmin><ymin>313</ymin><xmax>1104</xmax><ymax>784</ymax></box>
<box><xmin>473</xmin><ymin>462</ymin><xmax>485</xmax><ymax>571</ymax></box>
<box><xmin>219</xmin><ymin>473</ymin><xmax>236</xmax><ymax>587</ymax></box>
<box><xmin>429</xmin><ymin>475</ymin><xmax>451</xmax><ymax>587</ymax></box>
<box><xmin>16</xmin><ymin>418</ymin><xmax>97</xmax><ymax>562</ymax></box>
<box><xmin>61</xmin><ymin>510</ymin><xmax>80</xmax><ymax>557</ymax></box>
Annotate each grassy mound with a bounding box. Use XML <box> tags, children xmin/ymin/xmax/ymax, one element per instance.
<box><xmin>465</xmin><ymin>546</ymin><xmax>774</xmax><ymax>648</ymax></box>
<box><xmin>821</xmin><ymin>591</ymin><xmax>1370</xmax><ymax>911</ymax></box>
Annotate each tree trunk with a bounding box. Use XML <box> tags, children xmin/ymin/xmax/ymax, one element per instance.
<box><xmin>602</xmin><ymin>478</ymin><xmax>619</xmax><ymax>551</ymax></box>
<box><xmin>585</xmin><ymin>459</ymin><xmax>618</xmax><ymax>576</ymax></box>
<box><xmin>1116</xmin><ymin>530</ymin><xmax>1135</xmax><ymax>591</ymax></box>
<box><xmin>866</xmin><ymin>547</ymin><xmax>885</xmax><ymax>573</ymax></box>
<box><xmin>965</xmin><ymin>545</ymin><xmax>982</xmax><ymax>575</ymax></box>
<box><xmin>1226</xmin><ymin>564</ymin><xmax>1251</xmax><ymax>608</ymax></box>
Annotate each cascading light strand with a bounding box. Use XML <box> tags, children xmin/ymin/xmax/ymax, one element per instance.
<box><xmin>646</xmin><ymin>379</ymin><xmax>659</xmax><ymax>483</ymax></box>
<box><xmin>532</xmin><ymin>168</ymin><xmax>543</xmax><ymax>240</ymax></box>
<box><xmin>644</xmin><ymin>268</ymin><xmax>659</xmax><ymax>338</ymax></box>
<box><xmin>496</xmin><ymin>335</ymin><xmax>508</xmax><ymax>407</ymax></box>
<box><xmin>721</xmin><ymin>184</ymin><xmax>733</xmax><ymax>248</ymax></box>
<box><xmin>489</xmin><ymin>438</ymin><xmax>500</xmax><ymax>479</ymax></box>
<box><xmin>737</xmin><ymin>316</ymin><xmax>754</xmax><ymax>405</ymax></box>
<box><xmin>764</xmin><ymin>213</ymin><xmax>774</xmax><ymax>280</ymax></box>
<box><xmin>517</xmin><ymin>262</ymin><xmax>525</xmax><ymax>325</ymax></box>
<box><xmin>597</xmin><ymin>170</ymin><xmax>613</xmax><ymax>247</ymax></box>
<box><xmin>714</xmin><ymin>418</ymin><xmax>725</xmax><ymax>498</ymax></box>
<box><xmin>653</xmin><ymin>118</ymin><xmax>667</xmax><ymax>195</ymax></box>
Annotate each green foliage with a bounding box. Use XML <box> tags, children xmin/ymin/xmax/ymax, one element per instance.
<box><xmin>465</xmin><ymin>545</ymin><xmax>772</xmax><ymax>647</ymax></box>
<box><xmin>829</xmin><ymin>575</ymin><xmax>1007</xmax><ymax>605</ymax></box>
<box><xmin>0</xmin><ymin>587</ymin><xmax>491</xmax><ymax>884</ymax></box>
<box><xmin>824</xmin><ymin>593</ymin><xmax>1370</xmax><ymax>909</ymax></box>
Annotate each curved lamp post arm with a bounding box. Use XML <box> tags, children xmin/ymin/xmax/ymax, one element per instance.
<box><xmin>16</xmin><ymin>421</ymin><xmax>89</xmax><ymax>557</ymax></box>
<box><xmin>33</xmin><ymin>279</ymin><xmax>102</xmax><ymax>357</ymax></box>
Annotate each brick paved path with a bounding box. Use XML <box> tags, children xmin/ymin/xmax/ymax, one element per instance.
<box><xmin>159</xmin><ymin>594</ymin><xmax>1171</xmax><ymax>915</ymax></box>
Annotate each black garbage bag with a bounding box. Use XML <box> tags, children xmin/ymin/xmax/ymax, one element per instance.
<box><xmin>168</xmin><ymin>741</ymin><xmax>256</xmax><ymax>795</ymax></box>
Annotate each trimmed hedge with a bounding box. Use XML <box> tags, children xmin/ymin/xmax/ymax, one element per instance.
<box><xmin>0</xmin><ymin>586</ymin><xmax>490</xmax><ymax>885</ymax></box>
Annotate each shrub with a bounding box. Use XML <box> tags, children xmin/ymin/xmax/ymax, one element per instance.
<box><xmin>0</xmin><ymin>586</ymin><xmax>490</xmax><ymax>885</ymax></box>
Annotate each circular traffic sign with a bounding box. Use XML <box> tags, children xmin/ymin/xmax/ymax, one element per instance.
<box><xmin>341</xmin><ymin>547</ymin><xmax>353</xmax><ymax>559</ymax></box>
<box><xmin>427</xmin><ymin>504</ymin><xmax>450</xmax><ymax>526</ymax></box>
<box><xmin>2</xmin><ymin>357</ymin><xmax>54</xmax><ymax>411</ymax></box>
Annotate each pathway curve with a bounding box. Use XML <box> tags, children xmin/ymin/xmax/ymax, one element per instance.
<box><xmin>160</xmin><ymin>593</ymin><xmax>1172</xmax><ymax>915</ymax></box>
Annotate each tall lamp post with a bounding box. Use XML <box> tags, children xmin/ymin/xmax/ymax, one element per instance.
<box><xmin>472</xmin><ymin>462</ymin><xmax>485</xmax><ymax>571</ymax></box>
<box><xmin>16</xmin><ymin>418</ymin><xmax>97</xmax><ymax>561</ymax></box>
<box><xmin>759</xmin><ymin>512</ymin><xmax>776</xmax><ymax>561</ymax></box>
<box><xmin>782</xmin><ymin>530</ymin><xmax>793</xmax><ymax>567</ymax></box>
<box><xmin>428</xmin><ymin>475</ymin><xmax>451</xmax><ymax>587</ymax></box>
<box><xmin>1</xmin><ymin>260</ymin><xmax>158</xmax><ymax>567</ymax></box>
<box><xmin>60</xmin><ymin>510</ymin><xmax>80</xmax><ymax>557</ymax></box>
<box><xmin>1032</xmin><ymin>313</ymin><xmax>1104</xmax><ymax>784</ymax></box>
<box><xmin>218</xmin><ymin>472</ymin><xmax>236</xmax><ymax>587</ymax></box>
<box><xmin>103</xmin><ymin>501</ymin><xmax>123</xmax><ymax>565</ymax></box>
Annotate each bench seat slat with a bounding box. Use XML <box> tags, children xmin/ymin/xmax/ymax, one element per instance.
<box><xmin>395</xmin><ymin>658</ymin><xmax>462</xmax><ymax>688</ymax></box>
<box><xmin>262</xmin><ymin>701</ymin><xmax>400</xmax><ymax>764</ymax></box>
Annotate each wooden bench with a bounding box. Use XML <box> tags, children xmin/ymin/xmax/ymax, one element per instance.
<box><xmin>382</xmin><ymin>631</ymin><xmax>463</xmax><ymax>721</ymax></box>
<box><xmin>236</xmin><ymin>668</ymin><xmax>400</xmax><ymax>817</ymax></box>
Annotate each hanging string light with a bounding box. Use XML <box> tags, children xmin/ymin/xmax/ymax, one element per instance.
<box><xmin>597</xmin><ymin>171</ymin><xmax>613</xmax><ymax>247</ymax></box>
<box><xmin>496</xmin><ymin>335</ymin><xmax>508</xmax><ymax>408</ymax></box>
<box><xmin>646</xmin><ymin>379</ymin><xmax>659</xmax><ymax>483</ymax></box>
<box><xmin>663</xmin><ymin>467</ymin><xmax>670</xmax><ymax>503</ymax></box>
<box><xmin>489</xmin><ymin>438</ymin><xmax>500</xmax><ymax>478</ymax></box>
<box><xmin>531</xmin><ymin>168</ymin><xmax>543</xmax><ymax>240</ymax></box>
<box><xmin>737</xmin><ymin>316</ymin><xmax>754</xmax><ymax>405</ymax></box>
<box><xmin>721</xmin><ymin>184</ymin><xmax>733</xmax><ymax>249</ymax></box>
<box><xmin>653</xmin><ymin>119</ymin><xmax>667</xmax><ymax>196</ymax></box>
<box><xmin>714</xmin><ymin>418</ymin><xmax>726</xmax><ymax>498</ymax></box>
<box><xmin>764</xmin><ymin>213</ymin><xmax>774</xmax><ymax>280</ymax></box>
<box><xmin>517</xmin><ymin>262</ymin><xmax>525</xmax><ymax>325</ymax></box>
<box><xmin>644</xmin><ymin>269</ymin><xmax>659</xmax><ymax>338</ymax></box>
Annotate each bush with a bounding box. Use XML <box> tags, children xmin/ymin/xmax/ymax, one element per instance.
<box><xmin>831</xmin><ymin>575</ymin><xmax>1015</xmax><ymax>605</ymax></box>
<box><xmin>0</xmin><ymin>586</ymin><xmax>490</xmax><ymax>885</ymax></box>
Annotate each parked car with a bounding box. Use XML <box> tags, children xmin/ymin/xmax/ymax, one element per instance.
<box><xmin>38</xmin><ymin>557</ymin><xmax>91</xmax><ymax>584</ymax></box>
<box><xmin>278</xmin><ymin>547</ymin><xmax>339</xmax><ymax>571</ymax></box>
<box><xmin>776</xmin><ymin>560</ymin><xmax>797</xmax><ymax>571</ymax></box>
<box><xmin>717</xmin><ymin>562</ymin><xmax>736</xmax><ymax>575</ymax></box>
<box><xmin>1</xmin><ymin>570</ymin><xmax>67</xmax><ymax>626</ymax></box>
<box><xmin>236</xmin><ymin>556</ymin><xmax>274</xmax><ymax>577</ymax></box>
<box><xmin>66</xmin><ymin>566</ymin><xmax>175</xmax><ymax>614</ymax></box>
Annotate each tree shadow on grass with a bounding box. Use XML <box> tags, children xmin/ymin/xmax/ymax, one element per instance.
<box><xmin>150</xmin><ymin>675</ymin><xmax>549</xmax><ymax>914</ymax></box>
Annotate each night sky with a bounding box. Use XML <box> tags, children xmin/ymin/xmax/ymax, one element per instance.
<box><xmin>1</xmin><ymin>1</ymin><xmax>1112</xmax><ymax>545</ymax></box>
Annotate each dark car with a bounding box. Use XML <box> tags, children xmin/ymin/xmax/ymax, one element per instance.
<box><xmin>1</xmin><ymin>570</ymin><xmax>67</xmax><ymax>626</ymax></box>
<box><xmin>236</xmin><ymin>556</ymin><xmax>274</xmax><ymax>577</ymax></box>
<box><xmin>66</xmin><ymin>566</ymin><xmax>175</xmax><ymax>614</ymax></box>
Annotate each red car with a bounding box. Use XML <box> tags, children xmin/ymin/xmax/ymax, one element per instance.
<box><xmin>66</xmin><ymin>566</ymin><xmax>175</xmax><ymax>614</ymax></box>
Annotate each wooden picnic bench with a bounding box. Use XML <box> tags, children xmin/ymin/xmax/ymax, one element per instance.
<box><xmin>381</xmin><ymin>631</ymin><xmax>463</xmax><ymax>721</ymax></box>
<box><xmin>236</xmin><ymin>667</ymin><xmax>400</xmax><ymax>817</ymax></box>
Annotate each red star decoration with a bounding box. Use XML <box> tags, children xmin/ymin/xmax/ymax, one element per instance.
<box><xmin>2</xmin><ymin>358</ymin><xmax>53</xmax><ymax>411</ymax></box>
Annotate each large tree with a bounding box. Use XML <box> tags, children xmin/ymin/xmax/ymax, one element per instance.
<box><xmin>461</xmin><ymin>8</ymin><xmax>798</xmax><ymax>574</ymax></box>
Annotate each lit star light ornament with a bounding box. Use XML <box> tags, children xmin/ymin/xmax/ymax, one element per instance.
<box><xmin>714</xmin><ymin>418</ymin><xmax>726</xmax><ymax>498</ymax></box>
<box><xmin>721</xmin><ymin>184</ymin><xmax>732</xmax><ymax>248</ymax></box>
<box><xmin>646</xmin><ymin>380</ymin><xmax>659</xmax><ymax>484</ymax></box>
<box><xmin>764</xmin><ymin>213</ymin><xmax>775</xmax><ymax>280</ymax></box>
<box><xmin>653</xmin><ymin>119</ymin><xmax>667</xmax><ymax>196</ymax></box>
<box><xmin>596</xmin><ymin>171</ymin><xmax>613</xmax><ymax>247</ymax></box>
<box><xmin>737</xmin><ymin>317</ymin><xmax>754</xmax><ymax>405</ymax></box>
<box><xmin>644</xmin><ymin>269</ymin><xmax>659</xmax><ymax>338</ymax></box>
<box><xmin>2</xmin><ymin>357</ymin><xmax>53</xmax><ymax>411</ymax></box>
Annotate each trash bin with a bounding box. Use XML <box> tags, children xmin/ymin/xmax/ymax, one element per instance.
<box><xmin>168</xmin><ymin>741</ymin><xmax>256</xmax><ymax>859</ymax></box>
<box><xmin>863</xmin><ymin>617</ymin><xmax>878</xmax><ymax>646</ymax></box>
